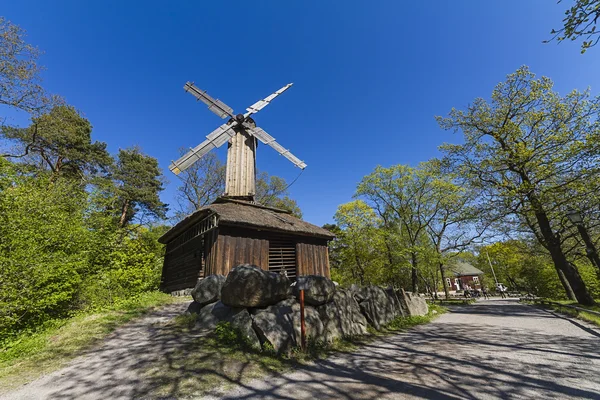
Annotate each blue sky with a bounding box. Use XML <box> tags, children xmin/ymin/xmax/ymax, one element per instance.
<box><xmin>3</xmin><ymin>1</ymin><xmax>600</xmax><ymax>226</ymax></box>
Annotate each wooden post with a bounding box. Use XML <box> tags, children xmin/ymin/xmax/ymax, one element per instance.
<box><xmin>299</xmin><ymin>289</ymin><xmax>306</xmax><ymax>351</ymax></box>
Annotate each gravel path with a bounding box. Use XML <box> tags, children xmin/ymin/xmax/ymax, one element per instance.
<box><xmin>3</xmin><ymin>299</ymin><xmax>600</xmax><ymax>399</ymax></box>
<box><xmin>1</xmin><ymin>301</ymin><xmax>194</xmax><ymax>400</ymax></box>
<box><xmin>203</xmin><ymin>299</ymin><xmax>600</xmax><ymax>400</ymax></box>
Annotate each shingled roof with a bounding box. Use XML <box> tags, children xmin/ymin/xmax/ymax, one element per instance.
<box><xmin>159</xmin><ymin>197</ymin><xmax>335</xmax><ymax>244</ymax></box>
<box><xmin>446</xmin><ymin>260</ymin><xmax>484</xmax><ymax>277</ymax></box>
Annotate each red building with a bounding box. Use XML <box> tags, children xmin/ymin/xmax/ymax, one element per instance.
<box><xmin>445</xmin><ymin>261</ymin><xmax>484</xmax><ymax>292</ymax></box>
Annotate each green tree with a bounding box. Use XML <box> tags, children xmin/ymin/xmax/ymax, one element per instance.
<box><xmin>175</xmin><ymin>152</ymin><xmax>225</xmax><ymax>218</ymax></box>
<box><xmin>0</xmin><ymin>159</ymin><xmax>88</xmax><ymax>340</ymax></box>
<box><xmin>547</xmin><ymin>0</ymin><xmax>600</xmax><ymax>53</ymax></box>
<box><xmin>422</xmin><ymin>162</ymin><xmax>487</xmax><ymax>299</ymax></box>
<box><xmin>113</xmin><ymin>147</ymin><xmax>167</xmax><ymax>227</ymax></box>
<box><xmin>477</xmin><ymin>240</ymin><xmax>566</xmax><ymax>298</ymax></box>
<box><xmin>0</xmin><ymin>17</ymin><xmax>50</xmax><ymax>114</ymax></box>
<box><xmin>1</xmin><ymin>105</ymin><xmax>111</xmax><ymax>179</ymax></box>
<box><xmin>437</xmin><ymin>66</ymin><xmax>600</xmax><ymax>305</ymax></box>
<box><xmin>255</xmin><ymin>171</ymin><xmax>302</xmax><ymax>218</ymax></box>
<box><xmin>356</xmin><ymin>164</ymin><xmax>442</xmax><ymax>293</ymax></box>
<box><xmin>333</xmin><ymin>200</ymin><xmax>386</xmax><ymax>285</ymax></box>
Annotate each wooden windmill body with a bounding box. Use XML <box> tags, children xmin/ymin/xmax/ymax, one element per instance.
<box><xmin>224</xmin><ymin>120</ymin><xmax>257</xmax><ymax>200</ymax></box>
<box><xmin>158</xmin><ymin>81</ymin><xmax>332</xmax><ymax>293</ymax></box>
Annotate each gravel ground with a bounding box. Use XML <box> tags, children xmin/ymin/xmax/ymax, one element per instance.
<box><xmin>0</xmin><ymin>301</ymin><xmax>193</xmax><ymax>400</ymax></box>
<box><xmin>3</xmin><ymin>298</ymin><xmax>600</xmax><ymax>400</ymax></box>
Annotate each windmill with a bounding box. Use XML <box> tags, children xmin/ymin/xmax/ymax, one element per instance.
<box><xmin>170</xmin><ymin>82</ymin><xmax>306</xmax><ymax>201</ymax></box>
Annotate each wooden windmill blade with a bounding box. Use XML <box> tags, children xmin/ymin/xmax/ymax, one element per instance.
<box><xmin>184</xmin><ymin>82</ymin><xmax>235</xmax><ymax>119</ymax></box>
<box><xmin>248</xmin><ymin>126</ymin><xmax>307</xmax><ymax>169</ymax></box>
<box><xmin>244</xmin><ymin>83</ymin><xmax>293</xmax><ymax>117</ymax></box>
<box><xmin>169</xmin><ymin>122</ymin><xmax>238</xmax><ymax>175</ymax></box>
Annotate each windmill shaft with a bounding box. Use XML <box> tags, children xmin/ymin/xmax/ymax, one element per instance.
<box><xmin>225</xmin><ymin>126</ymin><xmax>257</xmax><ymax>199</ymax></box>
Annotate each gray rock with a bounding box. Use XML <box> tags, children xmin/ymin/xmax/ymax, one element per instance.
<box><xmin>385</xmin><ymin>287</ymin><xmax>404</xmax><ymax>318</ymax></box>
<box><xmin>191</xmin><ymin>275</ymin><xmax>226</xmax><ymax>306</ymax></box>
<box><xmin>348</xmin><ymin>284</ymin><xmax>365</xmax><ymax>301</ymax></box>
<box><xmin>317</xmin><ymin>288</ymin><xmax>367</xmax><ymax>341</ymax></box>
<box><xmin>195</xmin><ymin>301</ymin><xmax>261</xmax><ymax>349</ymax></box>
<box><xmin>252</xmin><ymin>298</ymin><xmax>324</xmax><ymax>354</ymax></box>
<box><xmin>357</xmin><ymin>285</ymin><xmax>397</xmax><ymax>330</ymax></box>
<box><xmin>294</xmin><ymin>275</ymin><xmax>336</xmax><ymax>306</ymax></box>
<box><xmin>195</xmin><ymin>301</ymin><xmax>234</xmax><ymax>330</ymax></box>
<box><xmin>399</xmin><ymin>290</ymin><xmax>429</xmax><ymax>316</ymax></box>
<box><xmin>185</xmin><ymin>301</ymin><xmax>203</xmax><ymax>315</ymax></box>
<box><xmin>230</xmin><ymin>309</ymin><xmax>261</xmax><ymax>349</ymax></box>
<box><xmin>221</xmin><ymin>264</ymin><xmax>292</xmax><ymax>308</ymax></box>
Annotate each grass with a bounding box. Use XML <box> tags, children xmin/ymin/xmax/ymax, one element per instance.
<box><xmin>534</xmin><ymin>299</ymin><xmax>600</xmax><ymax>328</ymax></box>
<box><xmin>141</xmin><ymin>303</ymin><xmax>447</xmax><ymax>398</ymax></box>
<box><xmin>0</xmin><ymin>291</ymin><xmax>184</xmax><ymax>391</ymax></box>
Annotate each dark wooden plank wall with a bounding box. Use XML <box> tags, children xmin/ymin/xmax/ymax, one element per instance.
<box><xmin>160</xmin><ymin>235</ymin><xmax>203</xmax><ymax>291</ymax></box>
<box><xmin>205</xmin><ymin>228</ymin><xmax>269</xmax><ymax>275</ymax></box>
<box><xmin>296</xmin><ymin>241</ymin><xmax>330</xmax><ymax>278</ymax></box>
<box><xmin>164</xmin><ymin>223</ymin><xmax>332</xmax><ymax>288</ymax></box>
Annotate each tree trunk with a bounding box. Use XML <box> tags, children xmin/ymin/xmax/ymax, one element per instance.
<box><xmin>384</xmin><ymin>238</ymin><xmax>395</xmax><ymax>282</ymax></box>
<box><xmin>531</xmin><ymin>201</ymin><xmax>594</xmax><ymax>305</ymax></box>
<box><xmin>411</xmin><ymin>252</ymin><xmax>419</xmax><ymax>293</ymax></box>
<box><xmin>556</xmin><ymin>267</ymin><xmax>576</xmax><ymax>301</ymax></box>
<box><xmin>440</xmin><ymin>262</ymin><xmax>450</xmax><ymax>300</ymax></box>
<box><xmin>119</xmin><ymin>200</ymin><xmax>129</xmax><ymax>228</ymax></box>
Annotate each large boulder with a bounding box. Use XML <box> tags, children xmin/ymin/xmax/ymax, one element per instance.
<box><xmin>293</xmin><ymin>275</ymin><xmax>336</xmax><ymax>306</ymax></box>
<box><xmin>356</xmin><ymin>285</ymin><xmax>397</xmax><ymax>330</ymax></box>
<box><xmin>229</xmin><ymin>309</ymin><xmax>261</xmax><ymax>349</ymax></box>
<box><xmin>196</xmin><ymin>301</ymin><xmax>236</xmax><ymax>330</ymax></box>
<box><xmin>185</xmin><ymin>301</ymin><xmax>203</xmax><ymax>315</ymax></box>
<box><xmin>317</xmin><ymin>288</ymin><xmax>367</xmax><ymax>342</ymax></box>
<box><xmin>221</xmin><ymin>264</ymin><xmax>292</xmax><ymax>308</ymax></box>
<box><xmin>195</xmin><ymin>301</ymin><xmax>260</xmax><ymax>348</ymax></box>
<box><xmin>399</xmin><ymin>290</ymin><xmax>429</xmax><ymax>316</ymax></box>
<box><xmin>385</xmin><ymin>287</ymin><xmax>405</xmax><ymax>318</ymax></box>
<box><xmin>191</xmin><ymin>275</ymin><xmax>226</xmax><ymax>306</ymax></box>
<box><xmin>252</xmin><ymin>298</ymin><xmax>324</xmax><ymax>354</ymax></box>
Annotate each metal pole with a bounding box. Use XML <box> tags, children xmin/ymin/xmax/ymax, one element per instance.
<box><xmin>576</xmin><ymin>224</ymin><xmax>600</xmax><ymax>273</ymax></box>
<box><xmin>299</xmin><ymin>289</ymin><xmax>306</xmax><ymax>351</ymax></box>
<box><xmin>486</xmin><ymin>250</ymin><xmax>499</xmax><ymax>286</ymax></box>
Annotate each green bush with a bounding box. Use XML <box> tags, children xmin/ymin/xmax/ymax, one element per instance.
<box><xmin>0</xmin><ymin>160</ymin><xmax>167</xmax><ymax>343</ymax></box>
<box><xmin>0</xmin><ymin>170</ymin><xmax>88</xmax><ymax>342</ymax></box>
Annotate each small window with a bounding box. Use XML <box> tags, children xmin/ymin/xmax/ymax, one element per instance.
<box><xmin>445</xmin><ymin>278</ymin><xmax>452</xmax><ymax>287</ymax></box>
<box><xmin>473</xmin><ymin>276</ymin><xmax>479</xmax><ymax>283</ymax></box>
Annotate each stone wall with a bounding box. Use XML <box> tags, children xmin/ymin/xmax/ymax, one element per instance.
<box><xmin>186</xmin><ymin>264</ymin><xmax>428</xmax><ymax>354</ymax></box>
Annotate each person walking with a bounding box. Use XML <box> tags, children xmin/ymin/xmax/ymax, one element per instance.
<box><xmin>481</xmin><ymin>286</ymin><xmax>489</xmax><ymax>300</ymax></box>
<box><xmin>497</xmin><ymin>284</ymin><xmax>507</xmax><ymax>299</ymax></box>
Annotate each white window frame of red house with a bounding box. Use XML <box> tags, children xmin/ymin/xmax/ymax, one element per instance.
<box><xmin>445</xmin><ymin>278</ymin><xmax>452</xmax><ymax>288</ymax></box>
<box><xmin>473</xmin><ymin>276</ymin><xmax>479</xmax><ymax>283</ymax></box>
<box><xmin>454</xmin><ymin>278</ymin><xmax>460</xmax><ymax>289</ymax></box>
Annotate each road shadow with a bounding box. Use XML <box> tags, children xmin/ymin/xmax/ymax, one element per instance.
<box><xmin>7</xmin><ymin>300</ymin><xmax>600</xmax><ymax>399</ymax></box>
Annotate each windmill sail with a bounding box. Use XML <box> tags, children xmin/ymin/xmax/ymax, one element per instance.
<box><xmin>248</xmin><ymin>127</ymin><xmax>306</xmax><ymax>169</ymax></box>
<box><xmin>169</xmin><ymin>122</ymin><xmax>237</xmax><ymax>174</ymax></box>
<box><xmin>184</xmin><ymin>82</ymin><xmax>234</xmax><ymax>119</ymax></box>
<box><xmin>244</xmin><ymin>83</ymin><xmax>293</xmax><ymax>117</ymax></box>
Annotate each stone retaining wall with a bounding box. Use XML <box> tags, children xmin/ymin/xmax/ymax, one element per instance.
<box><xmin>186</xmin><ymin>264</ymin><xmax>428</xmax><ymax>354</ymax></box>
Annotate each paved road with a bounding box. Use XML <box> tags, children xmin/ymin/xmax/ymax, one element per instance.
<box><xmin>204</xmin><ymin>299</ymin><xmax>600</xmax><ymax>400</ymax></box>
<box><xmin>3</xmin><ymin>299</ymin><xmax>600</xmax><ymax>399</ymax></box>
